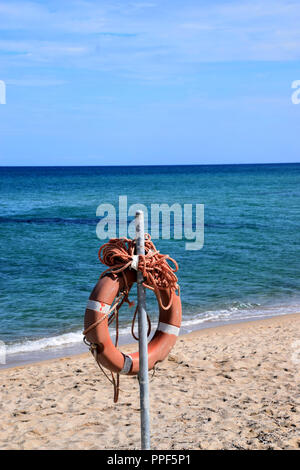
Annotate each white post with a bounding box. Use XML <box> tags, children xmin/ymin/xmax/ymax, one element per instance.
<box><xmin>135</xmin><ymin>210</ymin><xmax>151</xmax><ymax>450</ymax></box>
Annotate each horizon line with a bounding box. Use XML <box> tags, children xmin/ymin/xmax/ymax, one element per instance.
<box><xmin>1</xmin><ymin>162</ymin><xmax>299</xmax><ymax>168</ymax></box>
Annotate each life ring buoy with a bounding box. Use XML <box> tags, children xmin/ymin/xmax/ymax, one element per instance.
<box><xmin>84</xmin><ymin>269</ymin><xmax>182</xmax><ymax>376</ymax></box>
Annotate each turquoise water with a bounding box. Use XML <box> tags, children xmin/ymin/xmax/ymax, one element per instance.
<box><xmin>0</xmin><ymin>164</ymin><xmax>299</xmax><ymax>359</ymax></box>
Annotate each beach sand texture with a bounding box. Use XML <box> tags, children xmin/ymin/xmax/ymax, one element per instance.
<box><xmin>0</xmin><ymin>313</ymin><xmax>299</xmax><ymax>450</ymax></box>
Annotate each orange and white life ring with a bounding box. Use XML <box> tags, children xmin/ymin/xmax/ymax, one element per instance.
<box><xmin>83</xmin><ymin>269</ymin><xmax>182</xmax><ymax>376</ymax></box>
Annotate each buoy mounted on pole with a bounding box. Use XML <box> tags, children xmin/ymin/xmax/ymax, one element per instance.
<box><xmin>135</xmin><ymin>210</ymin><xmax>151</xmax><ymax>449</ymax></box>
<box><xmin>83</xmin><ymin>211</ymin><xmax>182</xmax><ymax>449</ymax></box>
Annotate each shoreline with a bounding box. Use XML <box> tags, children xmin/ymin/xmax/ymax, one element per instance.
<box><xmin>3</xmin><ymin>301</ymin><xmax>300</xmax><ymax>370</ymax></box>
<box><xmin>1</xmin><ymin>311</ymin><xmax>299</xmax><ymax>449</ymax></box>
<box><xmin>2</xmin><ymin>311</ymin><xmax>300</xmax><ymax>372</ymax></box>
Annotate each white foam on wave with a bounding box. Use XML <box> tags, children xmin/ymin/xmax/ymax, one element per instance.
<box><xmin>7</xmin><ymin>331</ymin><xmax>84</xmax><ymax>355</ymax></box>
<box><xmin>179</xmin><ymin>302</ymin><xmax>300</xmax><ymax>332</ymax></box>
<box><xmin>6</xmin><ymin>325</ymin><xmax>134</xmax><ymax>356</ymax></box>
<box><xmin>6</xmin><ymin>302</ymin><xmax>300</xmax><ymax>356</ymax></box>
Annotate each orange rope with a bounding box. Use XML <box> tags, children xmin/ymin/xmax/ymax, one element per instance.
<box><xmin>98</xmin><ymin>234</ymin><xmax>179</xmax><ymax>310</ymax></box>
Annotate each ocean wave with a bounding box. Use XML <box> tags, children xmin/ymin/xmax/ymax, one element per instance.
<box><xmin>6</xmin><ymin>331</ymin><xmax>84</xmax><ymax>355</ymax></box>
<box><xmin>6</xmin><ymin>325</ymin><xmax>134</xmax><ymax>356</ymax></box>
<box><xmin>5</xmin><ymin>302</ymin><xmax>300</xmax><ymax>357</ymax></box>
<box><xmin>179</xmin><ymin>303</ymin><xmax>300</xmax><ymax>332</ymax></box>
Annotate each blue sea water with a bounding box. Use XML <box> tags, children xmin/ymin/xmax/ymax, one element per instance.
<box><xmin>0</xmin><ymin>164</ymin><xmax>299</xmax><ymax>363</ymax></box>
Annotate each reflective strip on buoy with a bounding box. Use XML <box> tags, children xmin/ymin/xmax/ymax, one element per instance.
<box><xmin>86</xmin><ymin>299</ymin><xmax>110</xmax><ymax>314</ymax></box>
<box><xmin>157</xmin><ymin>322</ymin><xmax>180</xmax><ymax>336</ymax></box>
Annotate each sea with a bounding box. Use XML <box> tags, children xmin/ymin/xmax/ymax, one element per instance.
<box><xmin>0</xmin><ymin>164</ymin><xmax>299</xmax><ymax>367</ymax></box>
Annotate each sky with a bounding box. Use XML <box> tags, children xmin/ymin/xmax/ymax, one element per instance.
<box><xmin>0</xmin><ymin>0</ymin><xmax>299</xmax><ymax>166</ymax></box>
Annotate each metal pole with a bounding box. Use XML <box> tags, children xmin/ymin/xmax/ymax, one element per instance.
<box><xmin>135</xmin><ymin>210</ymin><xmax>151</xmax><ymax>450</ymax></box>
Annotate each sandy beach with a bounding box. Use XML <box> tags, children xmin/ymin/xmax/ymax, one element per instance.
<box><xmin>0</xmin><ymin>313</ymin><xmax>299</xmax><ymax>450</ymax></box>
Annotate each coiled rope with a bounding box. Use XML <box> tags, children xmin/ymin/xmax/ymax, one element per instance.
<box><xmin>98</xmin><ymin>234</ymin><xmax>179</xmax><ymax>309</ymax></box>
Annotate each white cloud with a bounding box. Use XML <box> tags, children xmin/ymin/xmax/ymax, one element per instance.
<box><xmin>0</xmin><ymin>39</ymin><xmax>89</xmax><ymax>59</ymax></box>
<box><xmin>0</xmin><ymin>0</ymin><xmax>299</xmax><ymax>79</ymax></box>
<box><xmin>6</xmin><ymin>78</ymin><xmax>67</xmax><ymax>86</ymax></box>
<box><xmin>0</xmin><ymin>1</ymin><xmax>47</xmax><ymax>28</ymax></box>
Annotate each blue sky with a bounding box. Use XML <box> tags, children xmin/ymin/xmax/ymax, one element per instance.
<box><xmin>0</xmin><ymin>0</ymin><xmax>299</xmax><ymax>165</ymax></box>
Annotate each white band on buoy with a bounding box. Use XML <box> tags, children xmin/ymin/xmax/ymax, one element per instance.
<box><xmin>86</xmin><ymin>299</ymin><xmax>110</xmax><ymax>314</ymax></box>
<box><xmin>120</xmin><ymin>354</ymin><xmax>133</xmax><ymax>374</ymax></box>
<box><xmin>131</xmin><ymin>255</ymin><xmax>139</xmax><ymax>270</ymax></box>
<box><xmin>158</xmin><ymin>322</ymin><xmax>180</xmax><ymax>336</ymax></box>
